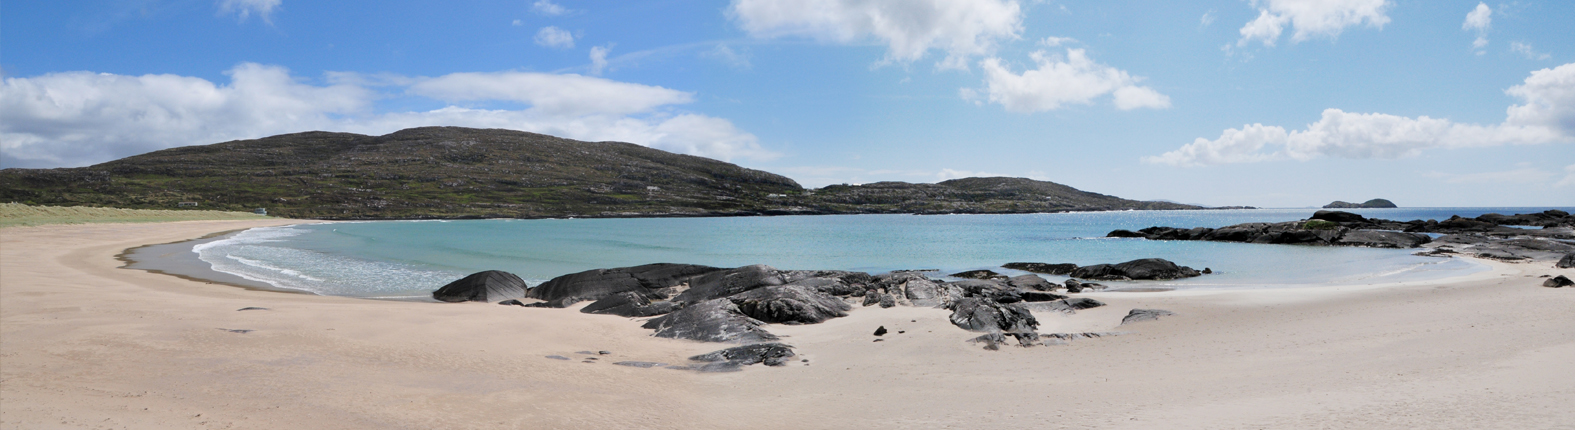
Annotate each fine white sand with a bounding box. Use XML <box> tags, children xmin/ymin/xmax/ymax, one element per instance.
<box><xmin>3</xmin><ymin>221</ymin><xmax>1572</xmax><ymax>429</ymax></box>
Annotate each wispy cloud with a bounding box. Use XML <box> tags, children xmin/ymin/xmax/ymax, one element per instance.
<box><xmin>534</xmin><ymin>26</ymin><xmax>574</xmax><ymax>49</ymax></box>
<box><xmin>531</xmin><ymin>0</ymin><xmax>569</xmax><ymax>16</ymax></box>
<box><xmin>217</xmin><ymin>0</ymin><xmax>281</xmax><ymax>24</ymax></box>
<box><xmin>1462</xmin><ymin>2</ymin><xmax>1491</xmax><ymax>53</ymax></box>
<box><xmin>730</xmin><ymin>0</ymin><xmax>1023</xmax><ymax>70</ymax></box>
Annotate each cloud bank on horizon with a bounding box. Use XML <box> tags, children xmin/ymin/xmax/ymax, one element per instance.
<box><xmin>1146</xmin><ymin>63</ymin><xmax>1575</xmax><ymax>166</ymax></box>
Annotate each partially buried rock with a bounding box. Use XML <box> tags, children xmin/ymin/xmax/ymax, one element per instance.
<box><xmin>727</xmin><ymin>285</ymin><xmax>850</xmax><ymax>325</ymax></box>
<box><xmin>1544</xmin><ymin>275</ymin><xmax>1573</xmax><ymax>288</ymax></box>
<box><xmin>432</xmin><ymin>270</ymin><xmax>528</xmax><ymax>303</ymax></box>
<box><xmin>689</xmin><ymin>343</ymin><xmax>796</xmax><ymax>368</ymax></box>
<box><xmin>873</xmin><ymin>326</ymin><xmax>888</xmax><ymax>336</ymax></box>
<box><xmin>1559</xmin><ymin>253</ymin><xmax>1575</xmax><ymax>269</ymax></box>
<box><xmin>497</xmin><ymin>299</ymin><xmax>526</xmax><ymax>306</ymax></box>
<box><xmin>1069</xmin><ymin>258</ymin><xmax>1202</xmax><ymax>281</ymax></box>
<box><xmin>1120</xmin><ymin>309</ymin><xmax>1175</xmax><ymax>325</ymax></box>
<box><xmin>641</xmin><ymin>298</ymin><xmax>778</xmax><ymax>343</ymax></box>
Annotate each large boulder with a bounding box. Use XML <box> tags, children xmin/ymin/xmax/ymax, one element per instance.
<box><xmin>1311</xmin><ymin>210</ymin><xmax>1367</xmax><ymax>223</ymax></box>
<box><xmin>432</xmin><ymin>270</ymin><xmax>528</xmax><ymax>303</ymax></box>
<box><xmin>672</xmin><ymin>264</ymin><xmax>787</xmax><ymax>303</ymax></box>
<box><xmin>1069</xmin><ymin>258</ymin><xmax>1202</xmax><ymax>281</ymax></box>
<box><xmin>1007</xmin><ymin>274</ymin><xmax>1055</xmax><ymax>291</ymax></box>
<box><xmin>950</xmin><ymin>270</ymin><xmax>1007</xmax><ymax>280</ymax></box>
<box><xmin>1334</xmin><ymin>230</ymin><xmax>1432</xmax><ymax>248</ymax></box>
<box><xmin>1001</xmin><ymin>262</ymin><xmax>1077</xmax><ymax>275</ymax></box>
<box><xmin>640</xmin><ymin>299</ymin><xmax>777</xmax><ymax>343</ymax></box>
<box><xmin>528</xmin><ymin>263</ymin><xmax>722</xmax><ymax>307</ymax></box>
<box><xmin>1558</xmin><ymin>253</ymin><xmax>1575</xmax><ymax>269</ymax></box>
<box><xmin>579</xmin><ymin>291</ymin><xmax>682</xmax><ymax>317</ymax></box>
<box><xmin>946</xmin><ymin>297</ymin><xmax>1039</xmax><ymax>335</ymax></box>
<box><xmin>874</xmin><ymin>272</ymin><xmax>951</xmax><ymax>307</ymax></box>
<box><xmin>727</xmin><ymin>285</ymin><xmax>850</xmax><ymax>324</ymax></box>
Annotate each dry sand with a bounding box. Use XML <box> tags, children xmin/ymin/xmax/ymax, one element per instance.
<box><xmin>3</xmin><ymin>220</ymin><xmax>1572</xmax><ymax>429</ymax></box>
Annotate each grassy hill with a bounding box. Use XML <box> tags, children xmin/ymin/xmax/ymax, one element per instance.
<box><xmin>0</xmin><ymin>127</ymin><xmax>1203</xmax><ymax>219</ymax></box>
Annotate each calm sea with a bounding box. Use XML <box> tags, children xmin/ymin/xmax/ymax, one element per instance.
<box><xmin>187</xmin><ymin>207</ymin><xmax>1570</xmax><ymax>299</ymax></box>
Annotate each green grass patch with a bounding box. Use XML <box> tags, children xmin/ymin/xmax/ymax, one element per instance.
<box><xmin>0</xmin><ymin>203</ymin><xmax>269</xmax><ymax>228</ymax></box>
<box><xmin>1301</xmin><ymin>220</ymin><xmax>1340</xmax><ymax>230</ymax></box>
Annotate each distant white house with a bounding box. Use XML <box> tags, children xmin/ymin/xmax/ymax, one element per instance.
<box><xmin>647</xmin><ymin>186</ymin><xmax>661</xmax><ymax>191</ymax></box>
<box><xmin>178</xmin><ymin>202</ymin><xmax>198</xmax><ymax>207</ymax></box>
<box><xmin>253</xmin><ymin>208</ymin><xmax>267</xmax><ymax>215</ymax></box>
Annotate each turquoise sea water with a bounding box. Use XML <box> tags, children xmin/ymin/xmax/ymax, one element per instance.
<box><xmin>191</xmin><ymin>207</ymin><xmax>1571</xmax><ymax>299</ymax></box>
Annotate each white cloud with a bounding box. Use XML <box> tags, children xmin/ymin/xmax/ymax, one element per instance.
<box><xmin>1146</xmin><ymin>63</ymin><xmax>1575</xmax><ymax>166</ymax></box>
<box><xmin>589</xmin><ymin>45</ymin><xmax>612</xmax><ymax>75</ymax></box>
<box><xmin>1463</xmin><ymin>2</ymin><xmax>1491</xmax><ymax>51</ymax></box>
<box><xmin>937</xmin><ymin>168</ymin><xmax>1007</xmax><ymax>180</ymax></box>
<box><xmin>217</xmin><ymin>0</ymin><xmax>281</xmax><ymax>23</ymax></box>
<box><xmin>531</xmin><ymin>0</ymin><xmax>569</xmax><ymax>16</ymax></box>
<box><xmin>1237</xmin><ymin>0</ymin><xmax>1391</xmax><ymax>47</ymax></box>
<box><xmin>1558</xmin><ymin>164</ymin><xmax>1575</xmax><ymax>187</ymax></box>
<box><xmin>969</xmin><ymin>48</ymin><xmax>1169</xmax><ymax>112</ymax></box>
<box><xmin>1039</xmin><ymin>36</ymin><xmax>1076</xmax><ymax>47</ymax></box>
<box><xmin>1429</xmin><ymin>166</ymin><xmax>1555</xmax><ymax>185</ymax></box>
<box><xmin>1200</xmin><ymin>10</ymin><xmax>1216</xmax><ymax>28</ymax></box>
<box><xmin>0</xmin><ymin>64</ymin><xmax>777</xmax><ymax>168</ymax></box>
<box><xmin>1510</xmin><ymin>42</ymin><xmax>1551</xmax><ymax>61</ymax></box>
<box><xmin>729</xmin><ymin>0</ymin><xmax>1022</xmax><ymax>69</ymax></box>
<box><xmin>512</xmin><ymin>19</ymin><xmax>523</xmax><ymax>27</ymax></box>
<box><xmin>407</xmin><ymin>72</ymin><xmax>692</xmax><ymax>117</ymax></box>
<box><xmin>534</xmin><ymin>26</ymin><xmax>575</xmax><ymax>49</ymax></box>
<box><xmin>703</xmin><ymin>44</ymin><xmax>752</xmax><ymax>69</ymax></box>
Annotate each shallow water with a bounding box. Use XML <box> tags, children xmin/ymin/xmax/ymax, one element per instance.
<box><xmin>187</xmin><ymin>207</ymin><xmax>1570</xmax><ymax>299</ymax></box>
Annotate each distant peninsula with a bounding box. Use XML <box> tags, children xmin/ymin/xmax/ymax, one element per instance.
<box><xmin>0</xmin><ymin>127</ymin><xmax>1223</xmax><ymax>220</ymax></box>
<box><xmin>1323</xmin><ymin>199</ymin><xmax>1397</xmax><ymax>209</ymax></box>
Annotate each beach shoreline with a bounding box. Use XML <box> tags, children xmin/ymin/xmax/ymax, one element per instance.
<box><xmin>3</xmin><ymin>220</ymin><xmax>1572</xmax><ymax>429</ymax></box>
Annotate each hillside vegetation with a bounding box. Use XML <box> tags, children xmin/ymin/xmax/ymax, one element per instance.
<box><xmin>1</xmin><ymin>127</ymin><xmax>1201</xmax><ymax>219</ymax></box>
<box><xmin>0</xmin><ymin>202</ymin><xmax>267</xmax><ymax>228</ymax></box>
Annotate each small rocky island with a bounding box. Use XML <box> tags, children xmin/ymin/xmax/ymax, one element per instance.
<box><xmin>431</xmin><ymin>258</ymin><xmax>1203</xmax><ymax>370</ymax></box>
<box><xmin>1323</xmin><ymin>199</ymin><xmax>1397</xmax><ymax>209</ymax></box>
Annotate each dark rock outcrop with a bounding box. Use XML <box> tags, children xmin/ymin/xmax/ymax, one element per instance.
<box><xmin>579</xmin><ymin>291</ymin><xmax>682</xmax><ymax>317</ymax></box>
<box><xmin>640</xmin><ymin>299</ymin><xmax>777</xmax><ymax>343</ymax></box>
<box><xmin>1311</xmin><ymin>210</ymin><xmax>1368</xmax><ymax>223</ymax></box>
<box><xmin>1120</xmin><ymin>309</ymin><xmax>1175</xmax><ymax>325</ymax></box>
<box><xmin>1544</xmin><ymin>275</ymin><xmax>1573</xmax><ymax>288</ymax></box>
<box><xmin>950</xmin><ymin>270</ymin><xmax>1007</xmax><ymax>280</ymax></box>
<box><xmin>946</xmin><ymin>297</ymin><xmax>1039</xmax><ymax>335</ymax></box>
<box><xmin>1558</xmin><ymin>253</ymin><xmax>1575</xmax><ymax>269</ymax></box>
<box><xmin>528</xmin><ymin>263</ymin><xmax>722</xmax><ymax>307</ymax></box>
<box><xmin>673</xmin><ymin>264</ymin><xmax>787</xmax><ymax>303</ymax></box>
<box><xmin>727</xmin><ymin>285</ymin><xmax>851</xmax><ymax>324</ymax></box>
<box><xmin>1333</xmin><ymin>230</ymin><xmax>1433</xmax><ymax>249</ymax></box>
<box><xmin>1069</xmin><ymin>258</ymin><xmax>1202</xmax><ymax>281</ymax></box>
<box><xmin>432</xmin><ymin>270</ymin><xmax>528</xmax><ymax>303</ymax></box>
<box><xmin>1007</xmin><ymin>274</ymin><xmax>1055</xmax><ymax>291</ymax></box>
<box><xmin>1002</xmin><ymin>262</ymin><xmax>1077</xmax><ymax>275</ymax></box>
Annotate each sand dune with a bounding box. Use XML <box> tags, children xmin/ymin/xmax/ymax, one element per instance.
<box><xmin>3</xmin><ymin>220</ymin><xmax>1572</xmax><ymax>429</ymax></box>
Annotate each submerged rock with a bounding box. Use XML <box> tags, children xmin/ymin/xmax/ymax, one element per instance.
<box><xmin>1001</xmin><ymin>262</ymin><xmax>1077</xmax><ymax>275</ymax></box>
<box><xmin>727</xmin><ymin>285</ymin><xmax>850</xmax><ymax>324</ymax></box>
<box><xmin>641</xmin><ymin>298</ymin><xmax>777</xmax><ymax>343</ymax></box>
<box><xmin>432</xmin><ymin>270</ymin><xmax>528</xmax><ymax>303</ymax></box>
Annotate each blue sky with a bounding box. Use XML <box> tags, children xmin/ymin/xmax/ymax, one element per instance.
<box><xmin>3</xmin><ymin>0</ymin><xmax>1572</xmax><ymax>207</ymax></box>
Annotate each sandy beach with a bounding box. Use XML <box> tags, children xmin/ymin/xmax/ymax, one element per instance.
<box><xmin>3</xmin><ymin>220</ymin><xmax>1573</xmax><ymax>429</ymax></box>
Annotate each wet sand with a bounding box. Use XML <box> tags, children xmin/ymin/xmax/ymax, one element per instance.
<box><xmin>3</xmin><ymin>220</ymin><xmax>1572</xmax><ymax>429</ymax></box>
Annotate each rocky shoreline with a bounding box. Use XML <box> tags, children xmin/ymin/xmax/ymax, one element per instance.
<box><xmin>423</xmin><ymin>209</ymin><xmax>1573</xmax><ymax>372</ymax></box>
<box><xmin>432</xmin><ymin>258</ymin><xmax>1205</xmax><ymax>371</ymax></box>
